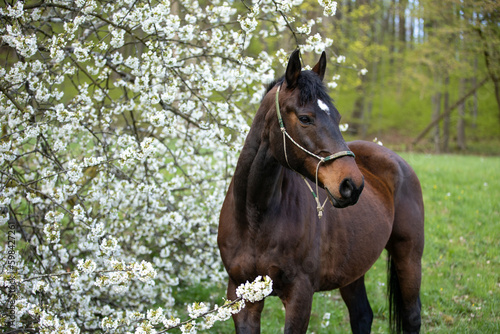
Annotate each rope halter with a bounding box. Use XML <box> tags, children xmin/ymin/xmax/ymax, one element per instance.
<box><xmin>275</xmin><ymin>85</ymin><xmax>355</xmax><ymax>218</ymax></box>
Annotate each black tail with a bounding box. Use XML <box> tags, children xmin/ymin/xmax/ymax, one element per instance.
<box><xmin>387</xmin><ymin>254</ymin><xmax>403</xmax><ymax>333</ymax></box>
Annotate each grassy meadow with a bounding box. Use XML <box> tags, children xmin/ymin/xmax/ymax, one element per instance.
<box><xmin>174</xmin><ymin>153</ymin><xmax>500</xmax><ymax>333</ymax></box>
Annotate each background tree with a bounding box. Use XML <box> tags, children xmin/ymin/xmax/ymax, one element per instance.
<box><xmin>0</xmin><ymin>0</ymin><xmax>337</xmax><ymax>332</ymax></box>
<box><xmin>322</xmin><ymin>0</ymin><xmax>500</xmax><ymax>152</ymax></box>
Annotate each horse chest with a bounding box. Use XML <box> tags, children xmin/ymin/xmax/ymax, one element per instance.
<box><xmin>225</xmin><ymin>224</ymin><xmax>320</xmax><ymax>290</ymax></box>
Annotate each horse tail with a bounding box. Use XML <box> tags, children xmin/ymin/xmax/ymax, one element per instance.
<box><xmin>387</xmin><ymin>253</ymin><xmax>403</xmax><ymax>333</ymax></box>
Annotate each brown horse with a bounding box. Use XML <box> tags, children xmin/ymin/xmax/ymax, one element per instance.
<box><xmin>218</xmin><ymin>50</ymin><xmax>424</xmax><ymax>334</ymax></box>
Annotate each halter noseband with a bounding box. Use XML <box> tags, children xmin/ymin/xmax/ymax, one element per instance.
<box><xmin>275</xmin><ymin>85</ymin><xmax>355</xmax><ymax>218</ymax></box>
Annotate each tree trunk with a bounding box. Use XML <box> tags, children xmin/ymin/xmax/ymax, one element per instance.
<box><xmin>432</xmin><ymin>91</ymin><xmax>441</xmax><ymax>153</ymax></box>
<box><xmin>398</xmin><ymin>0</ymin><xmax>407</xmax><ymax>52</ymax></box>
<box><xmin>493</xmin><ymin>82</ymin><xmax>500</xmax><ymax>123</ymax></box>
<box><xmin>351</xmin><ymin>85</ymin><xmax>366</xmax><ymax>137</ymax></box>
<box><xmin>475</xmin><ymin>23</ymin><xmax>500</xmax><ymax>122</ymax></box>
<box><xmin>389</xmin><ymin>0</ymin><xmax>396</xmax><ymax>65</ymax></box>
<box><xmin>457</xmin><ymin>78</ymin><xmax>467</xmax><ymax>150</ymax></box>
<box><xmin>471</xmin><ymin>57</ymin><xmax>478</xmax><ymax>129</ymax></box>
<box><xmin>442</xmin><ymin>75</ymin><xmax>450</xmax><ymax>152</ymax></box>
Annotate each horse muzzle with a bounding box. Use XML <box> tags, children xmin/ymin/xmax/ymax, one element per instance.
<box><xmin>326</xmin><ymin>177</ymin><xmax>364</xmax><ymax>208</ymax></box>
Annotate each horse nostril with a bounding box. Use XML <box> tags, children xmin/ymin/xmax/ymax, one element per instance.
<box><xmin>339</xmin><ymin>178</ymin><xmax>355</xmax><ymax>199</ymax></box>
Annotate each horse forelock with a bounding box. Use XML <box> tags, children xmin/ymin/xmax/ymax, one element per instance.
<box><xmin>264</xmin><ymin>71</ymin><xmax>335</xmax><ymax>109</ymax></box>
<box><xmin>296</xmin><ymin>71</ymin><xmax>333</xmax><ymax>107</ymax></box>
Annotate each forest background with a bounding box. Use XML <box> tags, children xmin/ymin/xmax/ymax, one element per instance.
<box><xmin>272</xmin><ymin>0</ymin><xmax>500</xmax><ymax>154</ymax></box>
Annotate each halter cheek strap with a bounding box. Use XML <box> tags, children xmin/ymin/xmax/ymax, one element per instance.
<box><xmin>275</xmin><ymin>85</ymin><xmax>355</xmax><ymax>218</ymax></box>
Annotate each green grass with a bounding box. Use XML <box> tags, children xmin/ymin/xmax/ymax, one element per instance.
<box><xmin>174</xmin><ymin>153</ymin><xmax>500</xmax><ymax>333</ymax></box>
<box><xmin>404</xmin><ymin>153</ymin><xmax>500</xmax><ymax>333</ymax></box>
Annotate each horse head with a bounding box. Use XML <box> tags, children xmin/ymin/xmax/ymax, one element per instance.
<box><xmin>267</xmin><ymin>50</ymin><xmax>364</xmax><ymax>208</ymax></box>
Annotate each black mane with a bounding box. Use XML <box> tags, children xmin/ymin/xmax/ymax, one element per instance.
<box><xmin>265</xmin><ymin>71</ymin><xmax>334</xmax><ymax>108</ymax></box>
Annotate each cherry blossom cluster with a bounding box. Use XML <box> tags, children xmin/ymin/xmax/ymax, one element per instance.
<box><xmin>235</xmin><ymin>275</ymin><xmax>273</xmax><ymax>303</ymax></box>
<box><xmin>318</xmin><ymin>0</ymin><xmax>338</xmax><ymax>16</ymax></box>
<box><xmin>99</xmin><ymin>275</ymin><xmax>270</xmax><ymax>334</ymax></box>
<box><xmin>1</xmin><ymin>0</ymin><xmax>338</xmax><ymax>332</ymax></box>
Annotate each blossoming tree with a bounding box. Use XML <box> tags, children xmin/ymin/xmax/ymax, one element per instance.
<box><xmin>1</xmin><ymin>0</ymin><xmax>339</xmax><ymax>332</ymax></box>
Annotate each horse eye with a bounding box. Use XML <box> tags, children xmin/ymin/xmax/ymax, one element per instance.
<box><xmin>298</xmin><ymin>115</ymin><xmax>313</xmax><ymax>125</ymax></box>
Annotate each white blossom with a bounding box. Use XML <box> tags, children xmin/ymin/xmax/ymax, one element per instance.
<box><xmin>318</xmin><ymin>0</ymin><xmax>338</xmax><ymax>16</ymax></box>
<box><xmin>0</xmin><ymin>195</ymin><xmax>12</xmax><ymax>207</ymax></box>
<box><xmin>215</xmin><ymin>304</ymin><xmax>233</xmax><ymax>322</ymax></box>
<box><xmin>43</xmin><ymin>223</ymin><xmax>60</xmax><ymax>244</ymax></box>
<box><xmin>239</xmin><ymin>14</ymin><xmax>258</xmax><ymax>33</ymax></box>
<box><xmin>321</xmin><ymin>312</ymin><xmax>331</xmax><ymax>328</ymax></box>
<box><xmin>132</xmin><ymin>261</ymin><xmax>157</xmax><ymax>282</ymax></box>
<box><xmin>33</xmin><ymin>280</ymin><xmax>49</xmax><ymax>294</ymax></box>
<box><xmin>0</xmin><ymin>1</ymin><xmax>334</xmax><ymax>332</ymax></box>
<box><xmin>77</xmin><ymin>259</ymin><xmax>97</xmax><ymax>274</ymax></box>
<box><xmin>301</xmin><ymin>33</ymin><xmax>333</xmax><ymax>54</ymax></box>
<box><xmin>180</xmin><ymin>322</ymin><xmax>197</xmax><ymax>334</ymax></box>
<box><xmin>1</xmin><ymin>1</ymin><xmax>24</xmax><ymax>18</ymax></box>
<box><xmin>0</xmin><ymin>213</ymin><xmax>9</xmax><ymax>224</ymax></box>
<box><xmin>101</xmin><ymin>316</ymin><xmax>119</xmax><ymax>331</ymax></box>
<box><xmin>14</xmin><ymin>299</ymin><xmax>30</xmax><ymax>317</ymax></box>
<box><xmin>73</xmin><ymin>43</ymin><xmax>91</xmax><ymax>62</ymax></box>
<box><xmin>327</xmin><ymin>81</ymin><xmax>338</xmax><ymax>89</ymax></box>
<box><xmin>89</xmin><ymin>222</ymin><xmax>106</xmax><ymax>240</ymax></box>
<box><xmin>147</xmin><ymin>307</ymin><xmax>165</xmax><ymax>325</ymax></box>
<box><xmin>110</xmin><ymin>28</ymin><xmax>126</xmax><ymax>48</ymax></box>
<box><xmin>45</xmin><ymin>211</ymin><xmax>64</xmax><ymax>223</ymax></box>
<box><xmin>187</xmin><ymin>302</ymin><xmax>210</xmax><ymax>319</ymax></box>
<box><xmin>235</xmin><ymin>275</ymin><xmax>273</xmax><ymax>303</ymax></box>
<box><xmin>135</xmin><ymin>321</ymin><xmax>156</xmax><ymax>334</ymax></box>
<box><xmin>100</xmin><ymin>237</ymin><xmax>119</xmax><ymax>255</ymax></box>
<box><xmin>163</xmin><ymin>316</ymin><xmax>181</xmax><ymax>329</ymax></box>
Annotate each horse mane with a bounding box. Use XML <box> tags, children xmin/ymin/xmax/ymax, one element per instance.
<box><xmin>264</xmin><ymin>77</ymin><xmax>284</xmax><ymax>96</ymax></box>
<box><xmin>264</xmin><ymin>71</ymin><xmax>335</xmax><ymax>109</ymax></box>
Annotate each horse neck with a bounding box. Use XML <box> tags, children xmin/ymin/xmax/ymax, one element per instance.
<box><xmin>232</xmin><ymin>104</ymin><xmax>287</xmax><ymax>225</ymax></box>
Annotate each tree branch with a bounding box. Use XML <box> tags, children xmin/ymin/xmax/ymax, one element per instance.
<box><xmin>411</xmin><ymin>76</ymin><xmax>489</xmax><ymax>147</ymax></box>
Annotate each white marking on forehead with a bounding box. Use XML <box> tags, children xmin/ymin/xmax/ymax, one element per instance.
<box><xmin>317</xmin><ymin>99</ymin><xmax>330</xmax><ymax>115</ymax></box>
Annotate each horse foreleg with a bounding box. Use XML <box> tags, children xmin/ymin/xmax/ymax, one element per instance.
<box><xmin>281</xmin><ymin>279</ymin><xmax>314</xmax><ymax>334</ymax></box>
<box><xmin>227</xmin><ymin>278</ymin><xmax>265</xmax><ymax>334</ymax></box>
<box><xmin>339</xmin><ymin>275</ymin><xmax>373</xmax><ymax>334</ymax></box>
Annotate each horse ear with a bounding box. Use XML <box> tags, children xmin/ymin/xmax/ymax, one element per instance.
<box><xmin>312</xmin><ymin>51</ymin><xmax>327</xmax><ymax>81</ymax></box>
<box><xmin>285</xmin><ymin>49</ymin><xmax>301</xmax><ymax>88</ymax></box>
